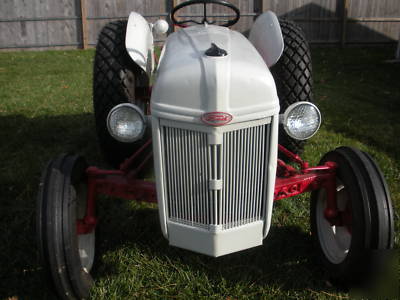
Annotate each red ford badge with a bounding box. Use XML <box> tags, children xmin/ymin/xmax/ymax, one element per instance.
<box><xmin>201</xmin><ymin>112</ymin><xmax>233</xmax><ymax>126</ymax></box>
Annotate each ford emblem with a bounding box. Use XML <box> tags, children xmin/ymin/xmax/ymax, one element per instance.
<box><xmin>201</xmin><ymin>112</ymin><xmax>233</xmax><ymax>126</ymax></box>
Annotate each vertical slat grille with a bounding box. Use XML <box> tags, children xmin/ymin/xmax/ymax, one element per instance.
<box><xmin>162</xmin><ymin>126</ymin><xmax>209</xmax><ymax>229</ymax></box>
<box><xmin>161</xmin><ymin>122</ymin><xmax>270</xmax><ymax>231</ymax></box>
<box><xmin>222</xmin><ymin>125</ymin><xmax>268</xmax><ymax>229</ymax></box>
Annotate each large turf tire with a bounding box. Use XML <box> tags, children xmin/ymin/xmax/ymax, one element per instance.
<box><xmin>93</xmin><ymin>20</ymin><xmax>149</xmax><ymax>167</ymax></box>
<box><xmin>37</xmin><ymin>154</ymin><xmax>95</xmax><ymax>299</ymax></box>
<box><xmin>270</xmin><ymin>19</ymin><xmax>313</xmax><ymax>155</ymax></box>
<box><xmin>310</xmin><ymin>147</ymin><xmax>394</xmax><ymax>287</ymax></box>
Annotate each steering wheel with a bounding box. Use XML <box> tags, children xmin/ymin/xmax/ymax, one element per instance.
<box><xmin>171</xmin><ymin>0</ymin><xmax>240</xmax><ymax>28</ymax></box>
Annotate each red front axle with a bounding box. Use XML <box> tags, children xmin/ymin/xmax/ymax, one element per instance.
<box><xmin>77</xmin><ymin>139</ymin><xmax>156</xmax><ymax>234</ymax></box>
<box><xmin>77</xmin><ymin>143</ymin><xmax>341</xmax><ymax>234</ymax></box>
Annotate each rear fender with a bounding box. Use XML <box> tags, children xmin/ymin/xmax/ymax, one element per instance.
<box><xmin>249</xmin><ymin>11</ymin><xmax>284</xmax><ymax>68</ymax></box>
<box><xmin>125</xmin><ymin>12</ymin><xmax>154</xmax><ymax>76</ymax></box>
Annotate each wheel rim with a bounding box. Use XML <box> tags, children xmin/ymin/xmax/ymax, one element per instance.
<box><xmin>76</xmin><ymin>183</ymin><xmax>95</xmax><ymax>272</ymax></box>
<box><xmin>316</xmin><ymin>181</ymin><xmax>352</xmax><ymax>264</ymax></box>
<box><xmin>78</xmin><ymin>233</ymin><xmax>95</xmax><ymax>272</ymax></box>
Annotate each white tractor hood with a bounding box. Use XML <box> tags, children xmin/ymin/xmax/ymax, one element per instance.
<box><xmin>151</xmin><ymin>25</ymin><xmax>280</xmax><ymax>256</ymax></box>
<box><xmin>151</xmin><ymin>25</ymin><xmax>280</xmax><ymax>124</ymax></box>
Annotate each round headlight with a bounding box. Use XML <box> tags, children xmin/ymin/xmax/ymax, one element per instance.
<box><xmin>107</xmin><ymin>103</ymin><xmax>146</xmax><ymax>143</ymax></box>
<box><xmin>283</xmin><ymin>102</ymin><xmax>321</xmax><ymax>140</ymax></box>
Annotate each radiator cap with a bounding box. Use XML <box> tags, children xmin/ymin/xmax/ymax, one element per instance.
<box><xmin>205</xmin><ymin>43</ymin><xmax>227</xmax><ymax>57</ymax></box>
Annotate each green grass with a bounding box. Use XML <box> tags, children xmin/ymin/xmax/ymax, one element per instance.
<box><xmin>0</xmin><ymin>47</ymin><xmax>398</xmax><ymax>299</ymax></box>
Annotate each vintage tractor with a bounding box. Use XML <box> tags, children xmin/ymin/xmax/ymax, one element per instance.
<box><xmin>37</xmin><ymin>1</ymin><xmax>394</xmax><ymax>298</ymax></box>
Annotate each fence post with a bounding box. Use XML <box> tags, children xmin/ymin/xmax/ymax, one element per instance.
<box><xmin>341</xmin><ymin>0</ymin><xmax>349</xmax><ymax>47</ymax></box>
<box><xmin>80</xmin><ymin>0</ymin><xmax>89</xmax><ymax>49</ymax></box>
<box><xmin>254</xmin><ymin>0</ymin><xmax>261</xmax><ymax>15</ymax></box>
<box><xmin>166</xmin><ymin>0</ymin><xmax>177</xmax><ymax>33</ymax></box>
<box><xmin>254</xmin><ymin>0</ymin><xmax>270</xmax><ymax>14</ymax></box>
<box><xmin>262</xmin><ymin>0</ymin><xmax>271</xmax><ymax>12</ymax></box>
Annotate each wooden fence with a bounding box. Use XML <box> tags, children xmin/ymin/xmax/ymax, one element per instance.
<box><xmin>0</xmin><ymin>0</ymin><xmax>399</xmax><ymax>50</ymax></box>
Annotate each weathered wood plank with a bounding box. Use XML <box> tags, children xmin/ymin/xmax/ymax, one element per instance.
<box><xmin>46</xmin><ymin>0</ymin><xmax>79</xmax><ymax>46</ymax></box>
<box><xmin>1</xmin><ymin>0</ymin><xmax>399</xmax><ymax>49</ymax></box>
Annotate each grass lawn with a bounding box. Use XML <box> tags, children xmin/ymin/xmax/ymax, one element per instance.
<box><xmin>0</xmin><ymin>46</ymin><xmax>398</xmax><ymax>299</ymax></box>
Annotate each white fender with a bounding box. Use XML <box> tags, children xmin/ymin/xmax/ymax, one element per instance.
<box><xmin>125</xmin><ymin>12</ymin><xmax>154</xmax><ymax>75</ymax></box>
<box><xmin>249</xmin><ymin>11</ymin><xmax>284</xmax><ymax>68</ymax></box>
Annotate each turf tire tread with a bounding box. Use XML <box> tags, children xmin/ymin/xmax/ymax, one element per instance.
<box><xmin>271</xmin><ymin>19</ymin><xmax>313</xmax><ymax>155</ymax></box>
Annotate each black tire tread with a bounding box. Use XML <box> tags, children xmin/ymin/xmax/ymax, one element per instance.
<box><xmin>310</xmin><ymin>147</ymin><xmax>394</xmax><ymax>286</ymax></box>
<box><xmin>335</xmin><ymin>147</ymin><xmax>393</xmax><ymax>250</ymax></box>
<box><xmin>39</xmin><ymin>155</ymin><xmax>77</xmax><ymax>299</ymax></box>
<box><xmin>37</xmin><ymin>155</ymin><xmax>93</xmax><ymax>299</ymax></box>
<box><xmin>361</xmin><ymin>151</ymin><xmax>394</xmax><ymax>249</ymax></box>
<box><xmin>93</xmin><ymin>20</ymin><xmax>147</xmax><ymax>167</ymax></box>
<box><xmin>271</xmin><ymin>19</ymin><xmax>313</xmax><ymax>155</ymax></box>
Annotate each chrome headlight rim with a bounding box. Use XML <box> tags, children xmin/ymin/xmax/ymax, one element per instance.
<box><xmin>106</xmin><ymin>103</ymin><xmax>146</xmax><ymax>143</ymax></box>
<box><xmin>282</xmin><ymin>101</ymin><xmax>321</xmax><ymax>141</ymax></box>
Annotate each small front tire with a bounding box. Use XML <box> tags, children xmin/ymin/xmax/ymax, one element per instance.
<box><xmin>310</xmin><ymin>147</ymin><xmax>394</xmax><ymax>286</ymax></box>
<box><xmin>37</xmin><ymin>154</ymin><xmax>95</xmax><ymax>299</ymax></box>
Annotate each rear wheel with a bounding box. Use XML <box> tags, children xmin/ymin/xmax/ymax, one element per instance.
<box><xmin>270</xmin><ymin>19</ymin><xmax>313</xmax><ymax>155</ymax></box>
<box><xmin>93</xmin><ymin>20</ymin><xmax>149</xmax><ymax>167</ymax></box>
<box><xmin>37</xmin><ymin>154</ymin><xmax>94</xmax><ymax>299</ymax></box>
<box><xmin>310</xmin><ymin>147</ymin><xmax>394</xmax><ymax>286</ymax></box>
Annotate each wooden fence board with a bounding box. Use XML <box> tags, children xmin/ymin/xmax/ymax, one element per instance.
<box><xmin>0</xmin><ymin>0</ymin><xmax>399</xmax><ymax>49</ymax></box>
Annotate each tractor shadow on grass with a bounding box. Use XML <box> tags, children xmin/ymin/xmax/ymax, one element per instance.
<box><xmin>0</xmin><ymin>113</ymin><xmax>101</xmax><ymax>299</ymax></box>
<box><xmin>94</xmin><ymin>198</ymin><xmax>335</xmax><ymax>295</ymax></box>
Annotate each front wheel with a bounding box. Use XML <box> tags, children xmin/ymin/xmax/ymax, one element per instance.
<box><xmin>37</xmin><ymin>154</ymin><xmax>95</xmax><ymax>299</ymax></box>
<box><xmin>310</xmin><ymin>147</ymin><xmax>394</xmax><ymax>286</ymax></box>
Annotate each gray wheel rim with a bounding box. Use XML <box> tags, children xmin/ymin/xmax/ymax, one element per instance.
<box><xmin>76</xmin><ymin>184</ymin><xmax>95</xmax><ymax>272</ymax></box>
<box><xmin>315</xmin><ymin>181</ymin><xmax>351</xmax><ymax>264</ymax></box>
